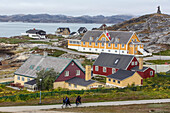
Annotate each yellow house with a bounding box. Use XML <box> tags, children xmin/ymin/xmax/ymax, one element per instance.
<box><xmin>68</xmin><ymin>30</ymin><xmax>152</xmax><ymax>56</ymax></box>
<box><xmin>106</xmin><ymin>69</ymin><xmax>143</xmax><ymax>88</ymax></box>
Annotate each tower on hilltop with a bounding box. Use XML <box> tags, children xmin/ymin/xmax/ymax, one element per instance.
<box><xmin>157</xmin><ymin>6</ymin><xmax>161</xmax><ymax>14</ymax></box>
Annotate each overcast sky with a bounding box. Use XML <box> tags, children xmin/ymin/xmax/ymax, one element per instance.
<box><xmin>0</xmin><ymin>0</ymin><xmax>169</xmax><ymax>16</ymax></box>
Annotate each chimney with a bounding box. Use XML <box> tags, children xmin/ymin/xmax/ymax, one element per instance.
<box><xmin>139</xmin><ymin>57</ymin><xmax>143</xmax><ymax>70</ymax></box>
<box><xmin>85</xmin><ymin>65</ymin><xmax>91</xmax><ymax>81</ymax></box>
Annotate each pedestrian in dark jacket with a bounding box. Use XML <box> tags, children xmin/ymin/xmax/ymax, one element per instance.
<box><xmin>65</xmin><ymin>96</ymin><xmax>71</xmax><ymax>107</ymax></box>
<box><xmin>61</xmin><ymin>97</ymin><xmax>66</xmax><ymax>108</ymax></box>
<box><xmin>76</xmin><ymin>96</ymin><xmax>81</xmax><ymax>106</ymax></box>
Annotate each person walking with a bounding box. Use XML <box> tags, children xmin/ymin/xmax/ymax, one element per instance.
<box><xmin>76</xmin><ymin>96</ymin><xmax>81</xmax><ymax>106</ymax></box>
<box><xmin>61</xmin><ymin>97</ymin><xmax>66</xmax><ymax>108</ymax></box>
<box><xmin>65</xmin><ymin>96</ymin><xmax>71</xmax><ymax>107</ymax></box>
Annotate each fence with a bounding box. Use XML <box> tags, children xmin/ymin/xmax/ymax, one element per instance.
<box><xmin>0</xmin><ymin>84</ymin><xmax>170</xmax><ymax>101</ymax></box>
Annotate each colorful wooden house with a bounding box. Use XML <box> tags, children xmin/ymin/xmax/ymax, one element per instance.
<box><xmin>106</xmin><ymin>69</ymin><xmax>143</xmax><ymax>88</ymax></box>
<box><xmin>68</xmin><ymin>30</ymin><xmax>152</xmax><ymax>56</ymax></box>
<box><xmin>56</xmin><ymin>27</ymin><xmax>70</xmax><ymax>37</ymax></box>
<box><xmin>14</xmin><ymin>55</ymin><xmax>103</xmax><ymax>90</ymax></box>
<box><xmin>93</xmin><ymin>53</ymin><xmax>155</xmax><ymax>79</ymax></box>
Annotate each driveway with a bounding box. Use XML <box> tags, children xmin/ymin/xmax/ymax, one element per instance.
<box><xmin>0</xmin><ymin>99</ymin><xmax>169</xmax><ymax>113</ymax></box>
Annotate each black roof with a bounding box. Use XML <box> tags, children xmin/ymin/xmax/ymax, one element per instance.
<box><xmin>107</xmin><ymin>69</ymin><xmax>136</xmax><ymax>80</ymax></box>
<box><xmin>93</xmin><ymin>53</ymin><xmax>134</xmax><ymax>70</ymax></box>
<box><xmin>131</xmin><ymin>66</ymin><xmax>149</xmax><ymax>72</ymax></box>
<box><xmin>78</xmin><ymin>27</ymin><xmax>87</xmax><ymax>33</ymax></box>
<box><xmin>24</xmin><ymin>79</ymin><xmax>36</xmax><ymax>85</ymax></box>
<box><xmin>70</xmin><ymin>32</ymin><xmax>77</xmax><ymax>35</ymax></box>
<box><xmin>26</xmin><ymin>29</ymin><xmax>46</xmax><ymax>35</ymax></box>
<box><xmin>65</xmin><ymin>77</ymin><xmax>96</xmax><ymax>87</ymax></box>
<box><xmin>57</xmin><ymin>27</ymin><xmax>70</xmax><ymax>33</ymax></box>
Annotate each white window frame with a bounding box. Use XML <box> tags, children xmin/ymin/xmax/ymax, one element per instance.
<box><xmin>76</xmin><ymin>70</ymin><xmax>80</xmax><ymax>76</ymax></box>
<box><xmin>17</xmin><ymin>76</ymin><xmax>20</xmax><ymax>80</ymax></box>
<box><xmin>103</xmin><ymin>67</ymin><xmax>106</xmax><ymax>72</ymax></box>
<box><xmin>150</xmin><ymin>71</ymin><xmax>153</xmax><ymax>76</ymax></box>
<box><xmin>95</xmin><ymin>66</ymin><xmax>98</xmax><ymax>71</ymax></box>
<box><xmin>22</xmin><ymin>77</ymin><xmax>25</xmax><ymax>81</ymax></box>
<box><xmin>95</xmin><ymin>42</ymin><xmax>98</xmax><ymax>46</ymax></box>
<box><xmin>132</xmin><ymin>62</ymin><xmax>134</xmax><ymax>66</ymax></box>
<box><xmin>102</xmin><ymin>42</ymin><xmax>104</xmax><ymax>47</ymax></box>
<box><xmin>135</xmin><ymin>61</ymin><xmax>138</xmax><ymax>65</ymax></box>
<box><xmin>65</xmin><ymin>71</ymin><xmax>69</xmax><ymax>77</ymax></box>
<box><xmin>108</xmin><ymin>43</ymin><xmax>111</xmax><ymax>47</ymax></box>
<box><xmin>122</xmin><ymin>44</ymin><xmax>125</xmax><ymax>48</ymax></box>
<box><xmin>115</xmin><ymin>44</ymin><xmax>117</xmax><ymax>48</ymax></box>
<box><xmin>89</xmin><ymin>42</ymin><xmax>91</xmax><ymax>46</ymax></box>
<box><xmin>112</xmin><ymin>68</ymin><xmax>116</xmax><ymax>74</ymax></box>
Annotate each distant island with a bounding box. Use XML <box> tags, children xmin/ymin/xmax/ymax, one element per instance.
<box><xmin>0</xmin><ymin>14</ymin><xmax>134</xmax><ymax>23</ymax></box>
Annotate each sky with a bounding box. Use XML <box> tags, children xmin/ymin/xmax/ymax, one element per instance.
<box><xmin>0</xmin><ymin>0</ymin><xmax>169</xmax><ymax>16</ymax></box>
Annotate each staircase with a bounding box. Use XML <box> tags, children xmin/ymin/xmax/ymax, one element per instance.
<box><xmin>138</xmin><ymin>46</ymin><xmax>152</xmax><ymax>56</ymax></box>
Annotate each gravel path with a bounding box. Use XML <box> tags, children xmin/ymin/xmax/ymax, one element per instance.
<box><xmin>0</xmin><ymin>99</ymin><xmax>170</xmax><ymax>113</ymax></box>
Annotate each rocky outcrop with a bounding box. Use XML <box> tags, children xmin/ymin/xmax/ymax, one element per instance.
<box><xmin>106</xmin><ymin>13</ymin><xmax>170</xmax><ymax>53</ymax></box>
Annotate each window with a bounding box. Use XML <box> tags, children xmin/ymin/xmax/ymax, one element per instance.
<box><xmin>108</xmin><ymin>79</ymin><xmax>111</xmax><ymax>81</ymax></box>
<box><xmin>113</xmin><ymin>80</ymin><xmax>115</xmax><ymax>82</ymax></box>
<box><xmin>69</xmin><ymin>41</ymin><xmax>72</xmax><ymax>44</ymax></box>
<box><xmin>69</xmin><ymin>83</ymin><xmax>71</xmax><ymax>87</ymax></box>
<box><xmin>76</xmin><ymin>70</ymin><xmax>80</xmax><ymax>75</ymax></box>
<box><xmin>135</xmin><ymin>51</ymin><xmax>137</xmax><ymax>53</ymax></box>
<box><xmin>135</xmin><ymin>39</ymin><xmax>137</xmax><ymax>41</ymax></box>
<box><xmin>95</xmin><ymin>42</ymin><xmax>98</xmax><ymax>46</ymax></box>
<box><xmin>114</xmin><ymin>59</ymin><xmax>119</xmax><ymax>64</ymax></box>
<box><xmin>132</xmin><ymin>39</ymin><xmax>133</xmax><ymax>41</ymax></box>
<box><xmin>17</xmin><ymin>76</ymin><xmax>20</xmax><ymax>80</ymax></box>
<box><xmin>112</xmin><ymin>68</ymin><xmax>116</xmax><ymax>74</ymax></box>
<box><xmin>36</xmin><ymin>66</ymin><xmax>41</xmax><ymax>71</ymax></box>
<box><xmin>122</xmin><ymin>44</ymin><xmax>125</xmax><ymax>48</ymax></box>
<box><xmin>118</xmin><ymin>81</ymin><xmax>120</xmax><ymax>84</ymax></box>
<box><xmin>95</xmin><ymin>66</ymin><xmax>98</xmax><ymax>71</ymax></box>
<box><xmin>89</xmin><ymin>42</ymin><xmax>91</xmax><ymax>46</ymax></box>
<box><xmin>74</xmin><ymin>84</ymin><xmax>77</xmax><ymax>88</ymax></box>
<box><xmin>72</xmin><ymin>62</ymin><xmax>74</xmax><ymax>66</ymax></box>
<box><xmin>108</xmin><ymin>50</ymin><xmax>110</xmax><ymax>52</ymax></box>
<box><xmin>122</xmin><ymin>51</ymin><xmax>124</xmax><ymax>53</ymax></box>
<box><xmin>22</xmin><ymin>77</ymin><xmax>25</xmax><ymax>81</ymax></box>
<box><xmin>102</xmin><ymin>43</ymin><xmax>104</xmax><ymax>47</ymax></box>
<box><xmin>115</xmin><ymin>50</ymin><xmax>117</xmax><ymax>53</ymax></box>
<box><xmin>150</xmin><ymin>71</ymin><xmax>153</xmax><ymax>76</ymax></box>
<box><xmin>27</xmin><ymin>78</ymin><xmax>30</xmax><ymax>81</ymax></box>
<box><xmin>102</xmin><ymin>37</ymin><xmax>106</xmax><ymax>41</ymax></box>
<box><xmin>135</xmin><ymin>61</ymin><xmax>138</xmax><ymax>65</ymax></box>
<box><xmin>29</xmin><ymin>65</ymin><xmax>35</xmax><ymax>69</ymax></box>
<box><xmin>65</xmin><ymin>71</ymin><xmax>69</xmax><ymax>77</ymax></box>
<box><xmin>115</xmin><ymin>44</ymin><xmax>117</xmax><ymax>48</ymax></box>
<box><xmin>132</xmin><ymin>62</ymin><xmax>134</xmax><ymax>66</ymax></box>
<box><xmin>83</xmin><ymin>42</ymin><xmax>85</xmax><ymax>45</ymax></box>
<box><xmin>95</xmin><ymin>49</ymin><xmax>97</xmax><ymax>51</ymax></box>
<box><xmin>83</xmin><ymin>48</ymin><xmax>85</xmax><ymax>50</ymax></box>
<box><xmin>102</xmin><ymin>49</ymin><xmax>104</xmax><ymax>51</ymax></box>
<box><xmin>89</xmin><ymin>48</ymin><xmax>91</xmax><ymax>51</ymax></box>
<box><xmin>108</xmin><ymin>43</ymin><xmax>111</xmax><ymax>47</ymax></box>
<box><xmin>103</xmin><ymin>67</ymin><xmax>106</xmax><ymax>72</ymax></box>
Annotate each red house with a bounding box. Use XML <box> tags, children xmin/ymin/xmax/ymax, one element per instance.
<box><xmin>93</xmin><ymin>53</ymin><xmax>154</xmax><ymax>79</ymax></box>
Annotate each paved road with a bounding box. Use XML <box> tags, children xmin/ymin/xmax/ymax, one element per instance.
<box><xmin>144</xmin><ymin>55</ymin><xmax>170</xmax><ymax>61</ymax></box>
<box><xmin>0</xmin><ymin>99</ymin><xmax>170</xmax><ymax>113</ymax></box>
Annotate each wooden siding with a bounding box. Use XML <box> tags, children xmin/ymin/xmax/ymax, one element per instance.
<box><xmin>126</xmin><ymin>57</ymin><xmax>139</xmax><ymax>70</ymax></box>
<box><xmin>55</xmin><ymin>61</ymin><xmax>85</xmax><ymax>82</ymax></box>
<box><xmin>137</xmin><ymin>68</ymin><xmax>155</xmax><ymax>79</ymax></box>
<box><xmin>93</xmin><ymin>65</ymin><xmax>118</xmax><ymax>76</ymax></box>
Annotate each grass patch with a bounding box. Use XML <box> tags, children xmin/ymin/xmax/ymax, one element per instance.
<box><xmin>153</xmin><ymin>50</ymin><xmax>170</xmax><ymax>56</ymax></box>
<box><xmin>82</xmin><ymin>59</ymin><xmax>94</xmax><ymax>67</ymax></box>
<box><xmin>0</xmin><ymin>38</ymin><xmax>29</xmax><ymax>44</ymax></box>
<box><xmin>146</xmin><ymin>60</ymin><xmax>170</xmax><ymax>64</ymax></box>
<box><xmin>48</xmin><ymin>50</ymin><xmax>67</xmax><ymax>57</ymax></box>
